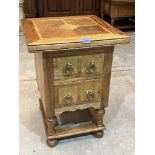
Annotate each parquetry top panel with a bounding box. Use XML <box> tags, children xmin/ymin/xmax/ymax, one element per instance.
<box><xmin>22</xmin><ymin>15</ymin><xmax>130</xmax><ymax>52</ymax></box>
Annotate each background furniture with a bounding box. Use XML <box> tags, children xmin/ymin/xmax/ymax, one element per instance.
<box><xmin>23</xmin><ymin>0</ymin><xmax>135</xmax><ymax>29</ymax></box>
<box><xmin>101</xmin><ymin>0</ymin><xmax>135</xmax><ymax>28</ymax></box>
<box><xmin>38</xmin><ymin>0</ymin><xmax>101</xmax><ymax>17</ymax></box>
<box><xmin>23</xmin><ymin>0</ymin><xmax>101</xmax><ymax>17</ymax></box>
<box><xmin>23</xmin><ymin>0</ymin><xmax>37</xmax><ymax>18</ymax></box>
<box><xmin>22</xmin><ymin>15</ymin><xmax>130</xmax><ymax>146</ymax></box>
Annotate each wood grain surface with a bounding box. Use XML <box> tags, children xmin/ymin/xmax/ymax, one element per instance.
<box><xmin>21</xmin><ymin>15</ymin><xmax>130</xmax><ymax>52</ymax></box>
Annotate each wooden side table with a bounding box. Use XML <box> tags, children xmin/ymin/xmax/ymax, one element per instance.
<box><xmin>22</xmin><ymin>15</ymin><xmax>130</xmax><ymax>147</ymax></box>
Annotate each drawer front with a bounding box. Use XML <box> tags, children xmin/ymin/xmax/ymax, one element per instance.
<box><xmin>81</xmin><ymin>54</ymin><xmax>104</xmax><ymax>76</ymax></box>
<box><xmin>54</xmin><ymin>79</ymin><xmax>102</xmax><ymax>110</ymax></box>
<box><xmin>53</xmin><ymin>56</ymin><xmax>78</xmax><ymax>80</ymax></box>
<box><xmin>56</xmin><ymin>86</ymin><xmax>77</xmax><ymax>107</ymax></box>
<box><xmin>112</xmin><ymin>4</ymin><xmax>135</xmax><ymax>18</ymax></box>
<box><xmin>53</xmin><ymin>53</ymin><xmax>104</xmax><ymax>81</ymax></box>
<box><xmin>80</xmin><ymin>79</ymin><xmax>102</xmax><ymax>103</ymax></box>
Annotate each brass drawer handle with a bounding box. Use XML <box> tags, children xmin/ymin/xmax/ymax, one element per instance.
<box><xmin>64</xmin><ymin>92</ymin><xmax>73</xmax><ymax>104</ymax></box>
<box><xmin>86</xmin><ymin>89</ymin><xmax>95</xmax><ymax>101</ymax></box>
<box><xmin>63</xmin><ymin>62</ymin><xmax>73</xmax><ymax>75</ymax></box>
<box><xmin>86</xmin><ymin>60</ymin><xmax>96</xmax><ymax>74</ymax></box>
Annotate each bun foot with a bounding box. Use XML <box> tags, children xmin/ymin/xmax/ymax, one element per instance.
<box><xmin>93</xmin><ymin>130</ymin><xmax>104</xmax><ymax>138</ymax></box>
<box><xmin>46</xmin><ymin>139</ymin><xmax>58</xmax><ymax>147</ymax></box>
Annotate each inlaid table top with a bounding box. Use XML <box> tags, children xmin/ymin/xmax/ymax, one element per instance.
<box><xmin>22</xmin><ymin>15</ymin><xmax>130</xmax><ymax>52</ymax></box>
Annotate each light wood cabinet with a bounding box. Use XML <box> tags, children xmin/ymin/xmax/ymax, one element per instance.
<box><xmin>22</xmin><ymin>15</ymin><xmax>130</xmax><ymax>147</ymax></box>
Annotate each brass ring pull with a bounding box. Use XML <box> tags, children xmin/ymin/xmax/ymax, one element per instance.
<box><xmin>64</xmin><ymin>92</ymin><xmax>73</xmax><ymax>104</ymax></box>
<box><xmin>63</xmin><ymin>62</ymin><xmax>73</xmax><ymax>75</ymax></box>
<box><xmin>86</xmin><ymin>89</ymin><xmax>95</xmax><ymax>101</ymax></box>
<box><xmin>86</xmin><ymin>60</ymin><xmax>96</xmax><ymax>74</ymax></box>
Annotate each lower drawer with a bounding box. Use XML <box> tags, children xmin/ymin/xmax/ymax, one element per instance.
<box><xmin>54</xmin><ymin>79</ymin><xmax>102</xmax><ymax>113</ymax></box>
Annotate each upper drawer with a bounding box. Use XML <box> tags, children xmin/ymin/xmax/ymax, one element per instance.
<box><xmin>53</xmin><ymin>53</ymin><xmax>104</xmax><ymax>80</ymax></box>
<box><xmin>53</xmin><ymin>56</ymin><xmax>78</xmax><ymax>80</ymax></box>
<box><xmin>80</xmin><ymin>53</ymin><xmax>104</xmax><ymax>77</ymax></box>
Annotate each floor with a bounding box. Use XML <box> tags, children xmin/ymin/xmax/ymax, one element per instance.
<box><xmin>19</xmin><ymin>31</ymin><xmax>135</xmax><ymax>155</ymax></box>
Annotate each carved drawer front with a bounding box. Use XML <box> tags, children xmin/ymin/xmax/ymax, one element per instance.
<box><xmin>55</xmin><ymin>85</ymin><xmax>78</xmax><ymax>108</ymax></box>
<box><xmin>53</xmin><ymin>56</ymin><xmax>78</xmax><ymax>80</ymax></box>
<box><xmin>54</xmin><ymin>79</ymin><xmax>102</xmax><ymax>111</ymax></box>
<box><xmin>80</xmin><ymin>53</ymin><xmax>104</xmax><ymax>77</ymax></box>
<box><xmin>80</xmin><ymin>79</ymin><xmax>102</xmax><ymax>103</ymax></box>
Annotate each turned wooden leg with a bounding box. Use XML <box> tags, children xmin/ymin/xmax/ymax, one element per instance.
<box><xmin>94</xmin><ymin>109</ymin><xmax>104</xmax><ymax>138</ymax></box>
<box><xmin>46</xmin><ymin>117</ymin><xmax>58</xmax><ymax>147</ymax></box>
<box><xmin>89</xmin><ymin>108</ymin><xmax>105</xmax><ymax>138</ymax></box>
<box><xmin>96</xmin><ymin>109</ymin><xmax>105</xmax><ymax>127</ymax></box>
<box><xmin>111</xmin><ymin>18</ymin><xmax>115</xmax><ymax>25</ymax></box>
<box><xmin>92</xmin><ymin>109</ymin><xmax>105</xmax><ymax>138</ymax></box>
<box><xmin>88</xmin><ymin>108</ymin><xmax>105</xmax><ymax>128</ymax></box>
<box><xmin>39</xmin><ymin>99</ymin><xmax>58</xmax><ymax>147</ymax></box>
<box><xmin>46</xmin><ymin>117</ymin><xmax>57</xmax><ymax>136</ymax></box>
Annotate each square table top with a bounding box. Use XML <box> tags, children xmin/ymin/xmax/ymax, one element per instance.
<box><xmin>22</xmin><ymin>15</ymin><xmax>130</xmax><ymax>52</ymax></box>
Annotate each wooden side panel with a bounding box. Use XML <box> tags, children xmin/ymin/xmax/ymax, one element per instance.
<box><xmin>34</xmin><ymin>52</ymin><xmax>55</xmax><ymax>117</ymax></box>
<box><xmin>101</xmin><ymin>46</ymin><xmax>114</xmax><ymax>108</ymax></box>
<box><xmin>42</xmin><ymin>53</ymin><xmax>55</xmax><ymax>117</ymax></box>
<box><xmin>34</xmin><ymin>53</ymin><xmax>46</xmax><ymax>113</ymax></box>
